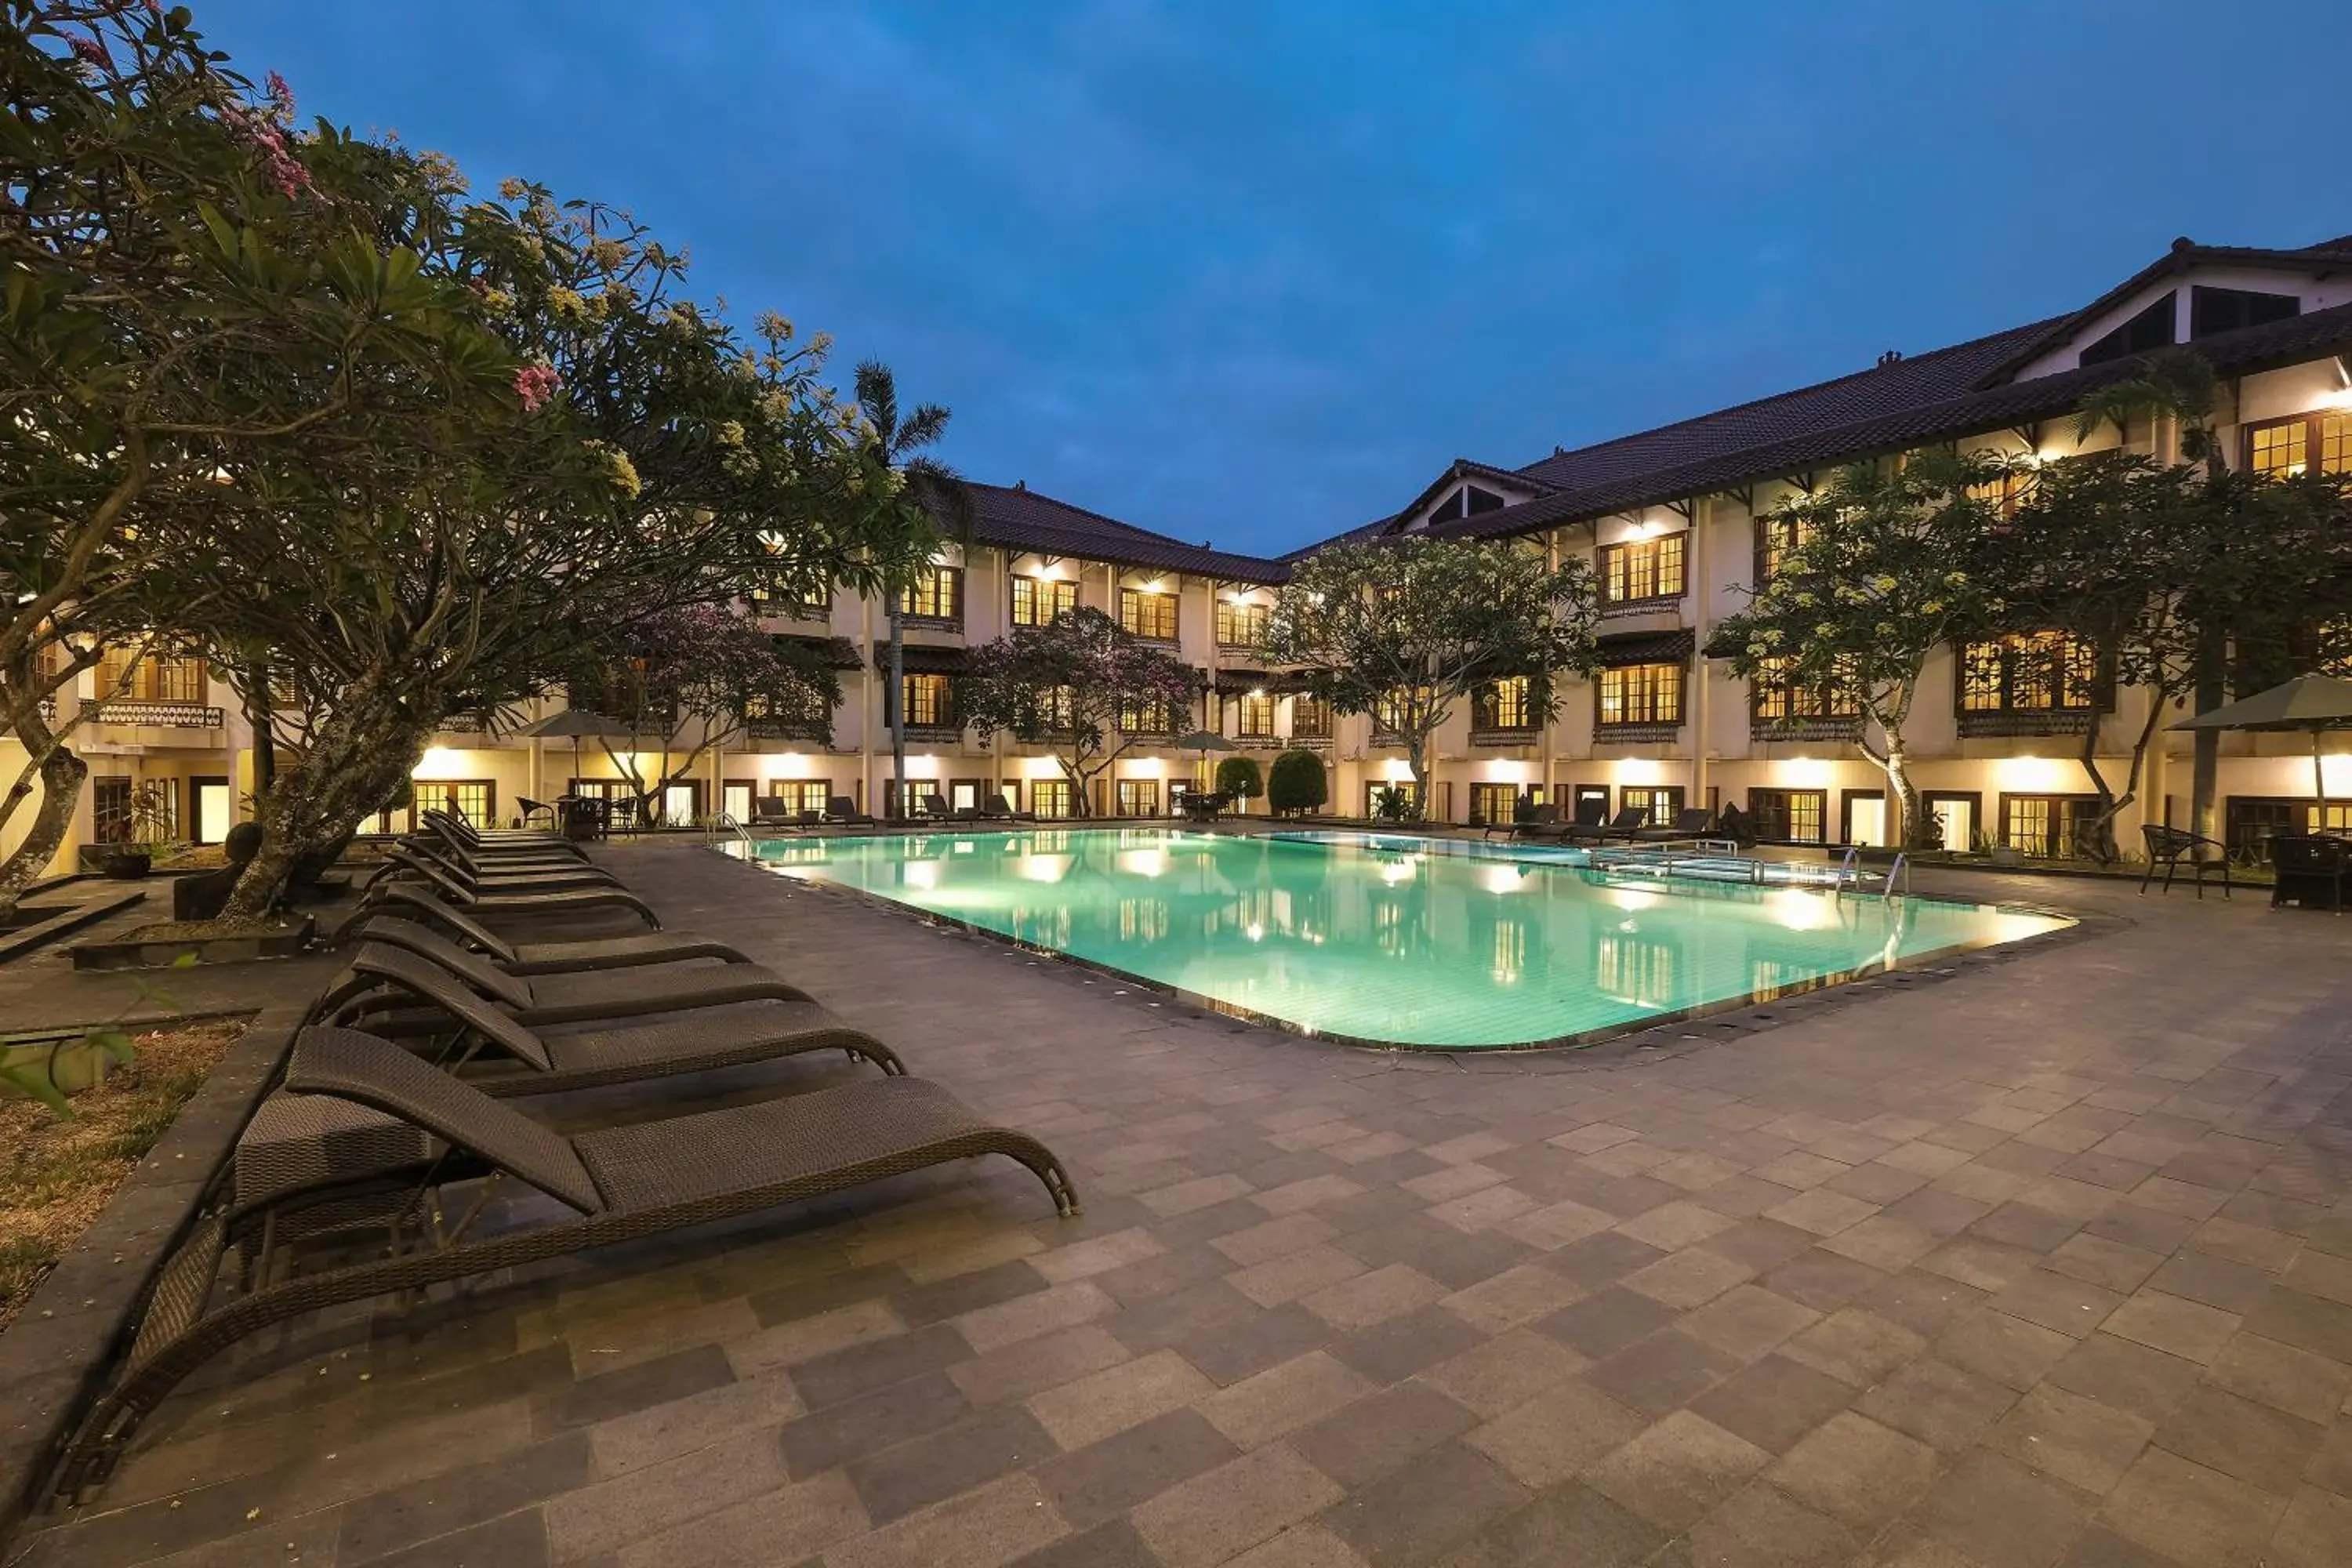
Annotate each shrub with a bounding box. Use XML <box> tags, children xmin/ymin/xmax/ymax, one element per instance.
<box><xmin>1214</xmin><ymin>757</ymin><xmax>1263</xmax><ymax>807</ymax></box>
<box><xmin>1266</xmin><ymin>749</ymin><xmax>1327</xmax><ymax>817</ymax></box>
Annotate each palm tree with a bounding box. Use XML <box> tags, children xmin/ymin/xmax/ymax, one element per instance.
<box><xmin>852</xmin><ymin>361</ymin><xmax>971</xmax><ymax>818</ymax></box>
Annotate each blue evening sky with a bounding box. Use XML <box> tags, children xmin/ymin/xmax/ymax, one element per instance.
<box><xmin>199</xmin><ymin>1</ymin><xmax>2352</xmax><ymax>557</ymax></box>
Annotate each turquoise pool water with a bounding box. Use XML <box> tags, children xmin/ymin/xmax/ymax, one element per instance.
<box><xmin>740</xmin><ymin>828</ymin><xmax>2068</xmax><ymax>1048</ymax></box>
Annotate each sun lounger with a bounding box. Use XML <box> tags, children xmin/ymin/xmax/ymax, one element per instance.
<box><xmin>308</xmin><ymin>928</ymin><xmax>813</xmax><ymax>1033</ymax></box>
<box><xmin>420</xmin><ymin>810</ymin><xmax>589</xmax><ymax>863</ymax></box>
<box><xmin>356</xmin><ymin>853</ymin><xmax>660</xmax><ymax>928</ymax></box>
<box><xmin>1633</xmin><ymin>807</ymin><xmax>1717</xmax><ymax>843</ymax></box>
<box><xmin>338</xmin><ymin>888</ymin><xmax>750</xmax><ymax>974</ymax></box>
<box><xmin>825</xmin><ymin>795</ymin><xmax>876</xmax><ymax>826</ymax></box>
<box><xmin>307</xmin><ymin>942</ymin><xmax>899</xmax><ymax>1090</ymax></box>
<box><xmin>978</xmin><ymin>793</ymin><xmax>1034</xmax><ymax>822</ymax></box>
<box><xmin>53</xmin><ymin>1025</ymin><xmax>1071</xmax><ymax>1497</ymax></box>
<box><xmin>1559</xmin><ymin>804</ymin><xmax>1649</xmax><ymax>844</ymax></box>
<box><xmin>1498</xmin><ymin>802</ymin><xmax>1559</xmax><ymax>840</ymax></box>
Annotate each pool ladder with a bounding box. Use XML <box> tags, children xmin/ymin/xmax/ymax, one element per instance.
<box><xmin>704</xmin><ymin>811</ymin><xmax>757</xmax><ymax>854</ymax></box>
<box><xmin>1830</xmin><ymin>846</ymin><xmax>1911</xmax><ymax>900</ymax></box>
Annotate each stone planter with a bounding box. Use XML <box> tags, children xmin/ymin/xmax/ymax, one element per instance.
<box><xmin>71</xmin><ymin>916</ymin><xmax>314</xmax><ymax>971</ymax></box>
<box><xmin>97</xmin><ymin>851</ymin><xmax>151</xmax><ymax>880</ymax></box>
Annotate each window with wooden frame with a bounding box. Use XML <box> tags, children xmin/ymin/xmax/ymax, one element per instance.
<box><xmin>417</xmin><ymin>780</ymin><xmax>495</xmax><ymax>830</ymax></box>
<box><xmin>899</xmin><ymin>564</ymin><xmax>964</xmax><ymax>624</ymax></box>
<box><xmin>92</xmin><ymin>776</ymin><xmax>133</xmax><ymax>843</ymax></box>
<box><xmin>2000</xmin><ymin>793</ymin><xmax>2100</xmax><ymax>859</ymax></box>
<box><xmin>1472</xmin><ymin>676</ymin><xmax>1536</xmax><ymax>731</ymax></box>
<box><xmin>764</xmin><ymin>779</ymin><xmax>829</xmax><ymax>815</ymax></box>
<box><xmin>1120</xmin><ymin>695</ymin><xmax>1174</xmax><ymax>735</ymax></box>
<box><xmin>1617</xmin><ymin>786</ymin><xmax>1684</xmax><ymax>827</ymax></box>
<box><xmin>1119</xmin><ymin>586</ymin><xmax>1178</xmax><ymax>641</ymax></box>
<box><xmin>2245</xmin><ymin>410</ymin><xmax>2352</xmax><ymax>478</ymax></box>
<box><xmin>1754</xmin><ymin>514</ymin><xmax>1813</xmax><ymax>585</ymax></box>
<box><xmin>1596</xmin><ymin>532</ymin><xmax>1686</xmax><ymax>605</ymax></box>
<box><xmin>1959</xmin><ymin>632</ymin><xmax>2099</xmax><ymax>714</ymax></box>
<box><xmin>97</xmin><ymin>648</ymin><xmax>205</xmax><ymax>703</ymax></box>
<box><xmin>1011</xmin><ymin>573</ymin><xmax>1076</xmax><ymax>627</ymax></box>
<box><xmin>1751</xmin><ymin>655</ymin><xmax>1862</xmax><ymax>723</ymax></box>
<box><xmin>1029</xmin><ymin>779</ymin><xmax>1073</xmax><ymax>819</ymax></box>
<box><xmin>895</xmin><ymin>672</ymin><xmax>956</xmax><ymax>729</ymax></box>
<box><xmin>1290</xmin><ymin>694</ymin><xmax>1331</xmax><ymax>739</ymax></box>
<box><xmin>1965</xmin><ymin>466</ymin><xmax>2036</xmax><ymax>519</ymax></box>
<box><xmin>1115</xmin><ymin>779</ymin><xmax>1160</xmax><ymax>817</ymax></box>
<box><xmin>1468</xmin><ymin>782</ymin><xmax>1525</xmax><ymax>827</ymax></box>
<box><xmin>1746</xmin><ymin>787</ymin><xmax>1827</xmax><ymax>844</ymax></box>
<box><xmin>2226</xmin><ymin>796</ymin><xmax>2352</xmax><ymax>859</ymax></box>
<box><xmin>1598</xmin><ymin>662</ymin><xmax>1683</xmax><ymax>728</ymax></box>
<box><xmin>1215</xmin><ymin>599</ymin><xmax>1271</xmax><ymax>648</ymax></box>
<box><xmin>1235</xmin><ymin>691</ymin><xmax>1278</xmax><ymax>737</ymax></box>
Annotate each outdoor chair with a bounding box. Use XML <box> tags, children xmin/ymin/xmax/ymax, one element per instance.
<box><xmin>516</xmin><ymin>797</ymin><xmax>557</xmax><ymax>828</ymax></box>
<box><xmin>1565</xmin><ymin>804</ymin><xmax>1650</xmax><ymax>844</ymax></box>
<box><xmin>916</xmin><ymin>795</ymin><xmax>954</xmax><ymax>820</ymax></box>
<box><xmin>1179</xmin><ymin>791</ymin><xmax>1229</xmax><ymax>825</ymax></box>
<box><xmin>383</xmin><ymin>837</ymin><xmax>620</xmax><ymax>891</ymax></box>
<box><xmin>978</xmin><ymin>793</ymin><xmax>1035</xmax><ymax>822</ymax></box>
<box><xmin>2140</xmin><ymin>824</ymin><xmax>2231</xmax><ymax>899</ymax></box>
<box><xmin>824</xmin><ymin>795</ymin><xmax>876</xmax><ymax>826</ymax></box>
<box><xmin>53</xmin><ymin>1025</ymin><xmax>1073</xmax><ymax>1498</ymax></box>
<box><xmin>335</xmin><ymin>888</ymin><xmax>750</xmax><ymax>974</ymax></box>
<box><xmin>2270</xmin><ymin>834</ymin><xmax>2350</xmax><ymax>913</ymax></box>
<box><xmin>1635</xmin><ymin>807</ymin><xmax>1717</xmax><ymax>843</ymax></box>
<box><xmin>410</xmin><ymin>826</ymin><xmax>593</xmax><ymax>875</ymax></box>
<box><xmin>421</xmin><ymin>808</ymin><xmax>579</xmax><ymax>855</ymax></box>
<box><xmin>749</xmin><ymin>797</ymin><xmax>807</xmax><ymax>831</ymax></box>
<box><xmin>1504</xmin><ymin>802</ymin><xmax>1561</xmax><ymax>841</ymax></box>
<box><xmin>306</xmin><ymin>942</ymin><xmax>902</xmax><ymax>1091</ymax></box>
<box><xmin>357</xmin><ymin>851</ymin><xmax>660</xmax><ymax>929</ymax></box>
<box><xmin>308</xmin><ymin>930</ymin><xmax>812</xmax><ymax>1032</ymax></box>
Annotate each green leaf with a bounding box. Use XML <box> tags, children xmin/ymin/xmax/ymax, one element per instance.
<box><xmin>1</xmin><ymin>1062</ymin><xmax>75</xmax><ymax>1119</ymax></box>
<box><xmin>85</xmin><ymin>1029</ymin><xmax>138</xmax><ymax>1065</ymax></box>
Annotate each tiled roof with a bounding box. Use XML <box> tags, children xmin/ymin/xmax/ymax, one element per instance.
<box><xmin>1594</xmin><ymin>629</ymin><xmax>1697</xmax><ymax>666</ymax></box>
<box><xmin>1511</xmin><ymin>318</ymin><xmax>2063</xmax><ymax>495</ymax></box>
<box><xmin>949</xmin><ymin>482</ymin><xmax>1289</xmax><ymax>583</ymax></box>
<box><xmin>1417</xmin><ymin>299</ymin><xmax>2352</xmax><ymax>546</ymax></box>
<box><xmin>775</xmin><ymin>634</ymin><xmax>862</xmax><ymax>670</ymax></box>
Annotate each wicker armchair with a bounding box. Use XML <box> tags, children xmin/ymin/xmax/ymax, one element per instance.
<box><xmin>2140</xmin><ymin>824</ymin><xmax>2231</xmax><ymax>899</ymax></box>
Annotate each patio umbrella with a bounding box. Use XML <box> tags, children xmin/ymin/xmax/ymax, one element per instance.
<box><xmin>1174</xmin><ymin>728</ymin><xmax>1234</xmax><ymax>796</ymax></box>
<box><xmin>2171</xmin><ymin>673</ymin><xmax>2352</xmax><ymax>821</ymax></box>
<box><xmin>515</xmin><ymin>710</ymin><xmax>637</xmax><ymax>798</ymax></box>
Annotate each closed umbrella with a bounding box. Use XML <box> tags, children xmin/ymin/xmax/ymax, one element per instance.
<box><xmin>2171</xmin><ymin>673</ymin><xmax>2352</xmax><ymax>824</ymax></box>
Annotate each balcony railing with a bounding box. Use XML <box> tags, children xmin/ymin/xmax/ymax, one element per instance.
<box><xmin>1469</xmin><ymin>726</ymin><xmax>1541</xmax><ymax>747</ymax></box>
<box><xmin>94</xmin><ymin>699</ymin><xmax>223</xmax><ymax>728</ymax></box>
<box><xmin>1751</xmin><ymin>716</ymin><xmax>1864</xmax><ymax>743</ymax></box>
<box><xmin>1958</xmin><ymin>710</ymin><xmax>2093</xmax><ymax>739</ymax></box>
<box><xmin>1595</xmin><ymin>721</ymin><xmax>1682</xmax><ymax>744</ymax></box>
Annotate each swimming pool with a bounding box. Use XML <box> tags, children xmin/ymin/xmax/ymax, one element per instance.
<box><xmin>737</xmin><ymin>828</ymin><xmax>2069</xmax><ymax>1049</ymax></box>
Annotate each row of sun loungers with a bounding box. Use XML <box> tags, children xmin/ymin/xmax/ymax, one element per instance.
<box><xmin>51</xmin><ymin>810</ymin><xmax>1077</xmax><ymax>1500</ymax></box>
<box><xmin>1486</xmin><ymin>802</ymin><xmax>1721</xmax><ymax>846</ymax></box>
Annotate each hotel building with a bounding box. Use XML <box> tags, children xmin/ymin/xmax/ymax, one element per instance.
<box><xmin>9</xmin><ymin>231</ymin><xmax>2350</xmax><ymax>873</ymax></box>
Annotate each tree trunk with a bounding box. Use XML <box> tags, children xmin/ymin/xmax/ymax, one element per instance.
<box><xmin>0</xmin><ymin>740</ymin><xmax>88</xmax><ymax>924</ymax></box>
<box><xmin>887</xmin><ymin>601</ymin><xmax>906</xmax><ymax>821</ymax></box>
<box><xmin>225</xmin><ymin>691</ymin><xmax>427</xmax><ymax>918</ymax></box>
<box><xmin>2074</xmin><ymin>717</ymin><xmax>2121</xmax><ymax>866</ymax></box>
<box><xmin>1406</xmin><ymin>731</ymin><xmax>1432</xmax><ymax>822</ymax></box>
<box><xmin>2190</xmin><ymin>626</ymin><xmax>2225</xmax><ymax>843</ymax></box>
<box><xmin>1860</xmin><ymin>730</ymin><xmax>1932</xmax><ymax>851</ymax></box>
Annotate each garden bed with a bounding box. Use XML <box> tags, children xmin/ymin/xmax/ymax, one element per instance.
<box><xmin>0</xmin><ymin>1021</ymin><xmax>244</xmax><ymax>1335</ymax></box>
<box><xmin>70</xmin><ymin>916</ymin><xmax>314</xmax><ymax>971</ymax></box>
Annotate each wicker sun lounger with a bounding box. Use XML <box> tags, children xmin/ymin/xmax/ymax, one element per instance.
<box><xmin>421</xmin><ymin>806</ymin><xmax>581</xmax><ymax>851</ymax></box>
<box><xmin>375</xmin><ymin>842</ymin><xmax>622</xmax><ymax>895</ymax></box>
<box><xmin>308</xmin><ymin>930</ymin><xmax>812</xmax><ymax>1032</ymax></box>
<box><xmin>307</xmin><ymin>943</ymin><xmax>902</xmax><ymax>1092</ymax></box>
<box><xmin>53</xmin><ymin>1025</ymin><xmax>1074</xmax><ymax>1497</ymax></box>
<box><xmin>336</xmin><ymin>887</ymin><xmax>751</xmax><ymax>975</ymax></box>
<box><xmin>361</xmin><ymin>852</ymin><xmax>660</xmax><ymax>928</ymax></box>
<box><xmin>419</xmin><ymin>811</ymin><xmax>590</xmax><ymax>864</ymax></box>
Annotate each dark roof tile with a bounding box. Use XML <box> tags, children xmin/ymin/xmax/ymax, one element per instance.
<box><xmin>950</xmin><ymin>482</ymin><xmax>1288</xmax><ymax>583</ymax></box>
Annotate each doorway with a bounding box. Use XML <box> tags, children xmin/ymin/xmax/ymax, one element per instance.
<box><xmin>1924</xmin><ymin>791</ymin><xmax>1980</xmax><ymax>854</ymax></box>
<box><xmin>1842</xmin><ymin>790</ymin><xmax>1888</xmax><ymax>848</ymax></box>
<box><xmin>192</xmin><ymin>776</ymin><xmax>232</xmax><ymax>845</ymax></box>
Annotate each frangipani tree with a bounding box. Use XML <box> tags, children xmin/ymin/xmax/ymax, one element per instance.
<box><xmin>564</xmin><ymin>604</ymin><xmax>840</xmax><ymax>819</ymax></box>
<box><xmin>961</xmin><ymin>608</ymin><xmax>1198</xmax><ymax>818</ymax></box>
<box><xmin>1714</xmin><ymin>453</ymin><xmax>2002</xmax><ymax>850</ymax></box>
<box><xmin>0</xmin><ymin>2</ymin><xmax>517</xmax><ymax>916</ymax></box>
<box><xmin>1258</xmin><ymin>536</ymin><xmax>1597</xmax><ymax>811</ymax></box>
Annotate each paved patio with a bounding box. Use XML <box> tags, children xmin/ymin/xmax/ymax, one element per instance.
<box><xmin>13</xmin><ymin>843</ymin><xmax>2352</xmax><ymax>1568</ymax></box>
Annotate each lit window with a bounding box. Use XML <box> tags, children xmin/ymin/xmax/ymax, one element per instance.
<box><xmin>1755</xmin><ymin>515</ymin><xmax>1813</xmax><ymax>583</ymax></box>
<box><xmin>901</xmin><ymin>564</ymin><xmax>963</xmax><ymax>622</ymax></box>
<box><xmin>1120</xmin><ymin>587</ymin><xmax>1178</xmax><ymax>641</ymax></box>
<box><xmin>1751</xmin><ymin>655</ymin><xmax>1861</xmax><ymax>722</ymax></box>
<box><xmin>2248</xmin><ymin>412</ymin><xmax>2350</xmax><ymax>478</ymax></box>
<box><xmin>1597</xmin><ymin>534</ymin><xmax>1686</xmax><ymax>604</ymax></box>
<box><xmin>1216</xmin><ymin>599</ymin><xmax>1271</xmax><ymax>648</ymax></box>
<box><xmin>1120</xmin><ymin>696</ymin><xmax>1174</xmax><ymax>734</ymax></box>
<box><xmin>1598</xmin><ymin>662</ymin><xmax>1684</xmax><ymax>727</ymax></box>
<box><xmin>1235</xmin><ymin>691</ymin><xmax>1277</xmax><ymax>736</ymax></box>
<box><xmin>1475</xmin><ymin>676</ymin><xmax>1534</xmax><ymax>730</ymax></box>
<box><xmin>1011</xmin><ymin>574</ymin><xmax>1076</xmax><ymax>627</ymax></box>
<box><xmin>1961</xmin><ymin>633</ymin><xmax>2097</xmax><ymax>713</ymax></box>
<box><xmin>1290</xmin><ymin>695</ymin><xmax>1331</xmax><ymax>739</ymax></box>
<box><xmin>1116</xmin><ymin>779</ymin><xmax>1160</xmax><ymax>817</ymax></box>
<box><xmin>897</xmin><ymin>673</ymin><xmax>954</xmax><ymax>728</ymax></box>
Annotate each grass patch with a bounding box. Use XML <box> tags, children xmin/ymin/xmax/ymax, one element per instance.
<box><xmin>0</xmin><ymin>1020</ymin><xmax>242</xmax><ymax>1334</ymax></box>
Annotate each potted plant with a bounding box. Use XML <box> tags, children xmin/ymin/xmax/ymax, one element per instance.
<box><xmin>100</xmin><ymin>782</ymin><xmax>182</xmax><ymax>879</ymax></box>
